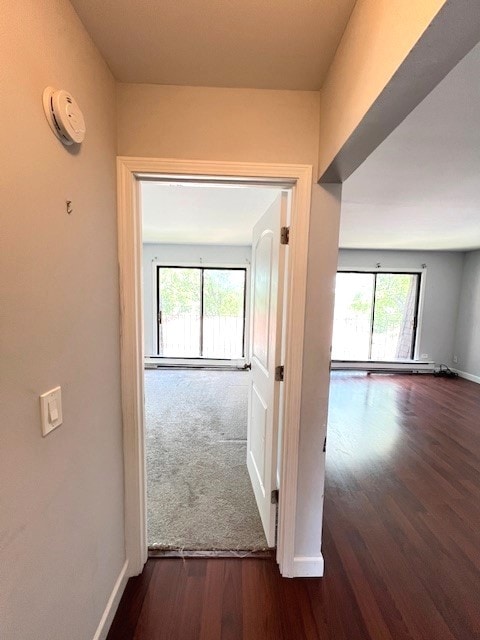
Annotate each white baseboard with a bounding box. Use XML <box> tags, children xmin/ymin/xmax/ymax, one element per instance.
<box><xmin>92</xmin><ymin>559</ymin><xmax>129</xmax><ymax>640</ymax></box>
<box><xmin>331</xmin><ymin>360</ymin><xmax>435</xmax><ymax>373</ymax></box>
<box><xmin>452</xmin><ymin>369</ymin><xmax>480</xmax><ymax>384</ymax></box>
<box><xmin>292</xmin><ymin>555</ymin><xmax>324</xmax><ymax>577</ymax></box>
<box><xmin>145</xmin><ymin>357</ymin><xmax>246</xmax><ymax>368</ymax></box>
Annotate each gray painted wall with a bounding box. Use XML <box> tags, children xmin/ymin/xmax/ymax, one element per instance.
<box><xmin>337</xmin><ymin>249</ymin><xmax>465</xmax><ymax>366</ymax></box>
<box><xmin>142</xmin><ymin>244</ymin><xmax>251</xmax><ymax>355</ymax></box>
<box><xmin>453</xmin><ymin>250</ymin><xmax>480</xmax><ymax>378</ymax></box>
<box><xmin>0</xmin><ymin>1</ymin><xmax>124</xmax><ymax>638</ymax></box>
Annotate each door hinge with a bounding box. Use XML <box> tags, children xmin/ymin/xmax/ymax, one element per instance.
<box><xmin>271</xmin><ymin>489</ymin><xmax>279</xmax><ymax>504</ymax></box>
<box><xmin>157</xmin><ymin>311</ymin><xmax>162</xmax><ymax>324</ymax></box>
<box><xmin>280</xmin><ymin>226</ymin><xmax>290</xmax><ymax>245</ymax></box>
<box><xmin>275</xmin><ymin>365</ymin><xmax>284</xmax><ymax>382</ymax></box>
<box><xmin>323</xmin><ymin>436</ymin><xmax>327</xmax><ymax>453</ymax></box>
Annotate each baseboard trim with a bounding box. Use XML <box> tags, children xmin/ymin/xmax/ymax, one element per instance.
<box><xmin>92</xmin><ymin>559</ymin><xmax>129</xmax><ymax>640</ymax></box>
<box><xmin>145</xmin><ymin>357</ymin><xmax>246</xmax><ymax>369</ymax></box>
<box><xmin>331</xmin><ymin>360</ymin><xmax>435</xmax><ymax>373</ymax></box>
<box><xmin>452</xmin><ymin>369</ymin><xmax>480</xmax><ymax>384</ymax></box>
<box><xmin>149</xmin><ymin>548</ymin><xmax>274</xmax><ymax>559</ymax></box>
<box><xmin>292</xmin><ymin>555</ymin><xmax>324</xmax><ymax>577</ymax></box>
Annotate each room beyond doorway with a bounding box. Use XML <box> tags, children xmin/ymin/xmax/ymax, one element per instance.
<box><xmin>145</xmin><ymin>368</ymin><xmax>267</xmax><ymax>551</ymax></box>
<box><xmin>141</xmin><ymin>177</ymin><xmax>287</xmax><ymax>553</ymax></box>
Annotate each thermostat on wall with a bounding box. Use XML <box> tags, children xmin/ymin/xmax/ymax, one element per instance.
<box><xmin>43</xmin><ymin>87</ymin><xmax>86</xmax><ymax>145</ymax></box>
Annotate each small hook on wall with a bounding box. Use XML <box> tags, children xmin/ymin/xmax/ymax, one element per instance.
<box><xmin>66</xmin><ymin>200</ymin><xmax>73</xmax><ymax>215</ymax></box>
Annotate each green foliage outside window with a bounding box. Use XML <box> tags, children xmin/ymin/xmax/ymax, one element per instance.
<box><xmin>374</xmin><ymin>274</ymin><xmax>414</xmax><ymax>333</ymax></box>
<box><xmin>350</xmin><ymin>274</ymin><xmax>414</xmax><ymax>334</ymax></box>
<box><xmin>204</xmin><ymin>270</ymin><xmax>244</xmax><ymax>316</ymax></box>
<box><xmin>159</xmin><ymin>268</ymin><xmax>245</xmax><ymax>317</ymax></box>
<box><xmin>159</xmin><ymin>268</ymin><xmax>200</xmax><ymax>315</ymax></box>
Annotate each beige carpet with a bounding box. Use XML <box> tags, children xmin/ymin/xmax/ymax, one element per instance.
<box><xmin>145</xmin><ymin>368</ymin><xmax>268</xmax><ymax>551</ymax></box>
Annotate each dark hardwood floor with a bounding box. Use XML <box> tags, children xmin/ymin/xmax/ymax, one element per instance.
<box><xmin>107</xmin><ymin>373</ymin><xmax>480</xmax><ymax>639</ymax></box>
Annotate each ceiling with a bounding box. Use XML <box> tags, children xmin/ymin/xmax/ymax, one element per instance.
<box><xmin>141</xmin><ymin>182</ymin><xmax>280</xmax><ymax>245</ymax></box>
<box><xmin>69</xmin><ymin>0</ymin><xmax>356</xmax><ymax>90</ymax></box>
<box><xmin>340</xmin><ymin>41</ymin><xmax>480</xmax><ymax>252</ymax></box>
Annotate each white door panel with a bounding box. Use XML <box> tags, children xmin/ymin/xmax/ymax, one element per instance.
<box><xmin>249</xmin><ymin>383</ymin><xmax>267</xmax><ymax>494</ymax></box>
<box><xmin>252</xmin><ymin>232</ymin><xmax>273</xmax><ymax>371</ymax></box>
<box><xmin>247</xmin><ymin>193</ymin><xmax>286</xmax><ymax>547</ymax></box>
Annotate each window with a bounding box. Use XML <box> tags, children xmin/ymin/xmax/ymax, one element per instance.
<box><xmin>156</xmin><ymin>266</ymin><xmax>246</xmax><ymax>359</ymax></box>
<box><xmin>331</xmin><ymin>271</ymin><xmax>421</xmax><ymax>361</ymax></box>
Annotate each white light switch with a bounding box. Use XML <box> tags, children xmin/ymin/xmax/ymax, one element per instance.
<box><xmin>48</xmin><ymin>399</ymin><xmax>59</xmax><ymax>423</ymax></box>
<box><xmin>40</xmin><ymin>386</ymin><xmax>63</xmax><ymax>436</ymax></box>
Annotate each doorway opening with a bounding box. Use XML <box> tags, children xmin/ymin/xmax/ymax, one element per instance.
<box><xmin>117</xmin><ymin>157</ymin><xmax>313</xmax><ymax>577</ymax></box>
<box><xmin>141</xmin><ymin>179</ymin><xmax>289</xmax><ymax>553</ymax></box>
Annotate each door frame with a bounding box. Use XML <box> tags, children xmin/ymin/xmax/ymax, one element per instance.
<box><xmin>117</xmin><ymin>157</ymin><xmax>312</xmax><ymax>578</ymax></box>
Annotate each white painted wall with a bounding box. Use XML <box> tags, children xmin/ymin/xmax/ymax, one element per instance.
<box><xmin>318</xmin><ymin>0</ymin><xmax>447</xmax><ymax>178</ymax></box>
<box><xmin>142</xmin><ymin>244</ymin><xmax>252</xmax><ymax>355</ymax></box>
<box><xmin>0</xmin><ymin>1</ymin><xmax>124</xmax><ymax>639</ymax></box>
<box><xmin>295</xmin><ymin>184</ymin><xmax>341</xmax><ymax>561</ymax></box>
<box><xmin>453</xmin><ymin>250</ymin><xmax>480</xmax><ymax>379</ymax></box>
<box><xmin>337</xmin><ymin>249</ymin><xmax>465</xmax><ymax>366</ymax></box>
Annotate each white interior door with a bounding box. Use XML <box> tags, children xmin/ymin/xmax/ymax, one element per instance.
<box><xmin>247</xmin><ymin>192</ymin><xmax>286</xmax><ymax>547</ymax></box>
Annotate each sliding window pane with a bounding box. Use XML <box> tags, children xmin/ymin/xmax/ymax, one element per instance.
<box><xmin>371</xmin><ymin>274</ymin><xmax>418</xmax><ymax>360</ymax></box>
<box><xmin>158</xmin><ymin>268</ymin><xmax>201</xmax><ymax>357</ymax></box>
<box><xmin>331</xmin><ymin>273</ymin><xmax>375</xmax><ymax>360</ymax></box>
<box><xmin>202</xmin><ymin>269</ymin><xmax>246</xmax><ymax>358</ymax></box>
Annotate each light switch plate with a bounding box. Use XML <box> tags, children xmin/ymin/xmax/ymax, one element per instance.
<box><xmin>40</xmin><ymin>386</ymin><xmax>63</xmax><ymax>436</ymax></box>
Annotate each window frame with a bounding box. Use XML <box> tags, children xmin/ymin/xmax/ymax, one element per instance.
<box><xmin>333</xmin><ymin>269</ymin><xmax>423</xmax><ymax>361</ymax></box>
<box><xmin>155</xmin><ymin>263</ymin><xmax>248</xmax><ymax>360</ymax></box>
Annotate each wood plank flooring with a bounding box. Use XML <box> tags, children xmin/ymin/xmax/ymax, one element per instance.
<box><xmin>107</xmin><ymin>373</ymin><xmax>480</xmax><ymax>640</ymax></box>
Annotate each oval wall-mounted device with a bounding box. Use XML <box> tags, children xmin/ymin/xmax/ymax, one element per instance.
<box><xmin>43</xmin><ymin>87</ymin><xmax>86</xmax><ymax>145</ymax></box>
